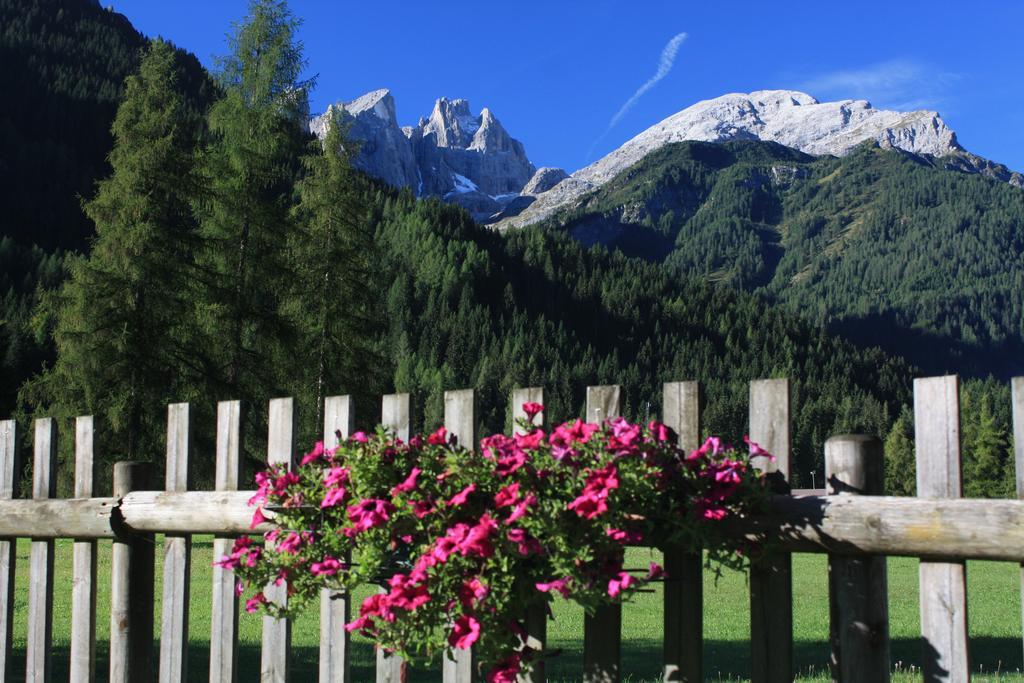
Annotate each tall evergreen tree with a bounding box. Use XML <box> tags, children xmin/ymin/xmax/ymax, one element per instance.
<box><xmin>22</xmin><ymin>38</ymin><xmax>203</xmax><ymax>471</ymax></box>
<box><xmin>194</xmin><ymin>0</ymin><xmax>309</xmax><ymax>402</ymax></box>
<box><xmin>288</xmin><ymin>112</ymin><xmax>385</xmax><ymax>434</ymax></box>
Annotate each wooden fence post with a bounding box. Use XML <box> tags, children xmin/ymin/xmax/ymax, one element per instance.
<box><xmin>110</xmin><ymin>461</ymin><xmax>154</xmax><ymax>683</ymax></box>
<box><xmin>70</xmin><ymin>416</ymin><xmax>98</xmax><ymax>682</ymax></box>
<box><xmin>210</xmin><ymin>401</ymin><xmax>243</xmax><ymax>683</ymax></box>
<box><xmin>0</xmin><ymin>419</ymin><xmax>17</xmax><ymax>682</ymax></box>
<box><xmin>160</xmin><ymin>403</ymin><xmax>192</xmax><ymax>683</ymax></box>
<box><xmin>262</xmin><ymin>398</ymin><xmax>296</xmax><ymax>683</ymax></box>
<box><xmin>444</xmin><ymin>389</ymin><xmax>477</xmax><ymax>683</ymax></box>
<box><xmin>748</xmin><ymin>378</ymin><xmax>793</xmax><ymax>683</ymax></box>
<box><xmin>27</xmin><ymin>418</ymin><xmax>57</xmax><ymax>683</ymax></box>
<box><xmin>583</xmin><ymin>385</ymin><xmax>622</xmax><ymax>683</ymax></box>
<box><xmin>321</xmin><ymin>396</ymin><xmax>353</xmax><ymax>683</ymax></box>
<box><xmin>662</xmin><ymin>381</ymin><xmax>702</xmax><ymax>683</ymax></box>
<box><xmin>915</xmin><ymin>376</ymin><xmax>969</xmax><ymax>682</ymax></box>
<box><xmin>1014</xmin><ymin>377</ymin><xmax>1024</xmax><ymax>669</ymax></box>
<box><xmin>825</xmin><ymin>435</ymin><xmax>890</xmax><ymax>682</ymax></box>
<box><xmin>378</xmin><ymin>393</ymin><xmax>412</xmax><ymax>683</ymax></box>
<box><xmin>513</xmin><ymin>387</ymin><xmax>546</xmax><ymax>683</ymax></box>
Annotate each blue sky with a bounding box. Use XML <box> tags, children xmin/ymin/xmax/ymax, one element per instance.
<box><xmin>110</xmin><ymin>1</ymin><xmax>1024</xmax><ymax>174</ymax></box>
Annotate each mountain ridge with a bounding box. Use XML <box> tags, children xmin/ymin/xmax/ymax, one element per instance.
<box><xmin>495</xmin><ymin>89</ymin><xmax>1023</xmax><ymax>228</ymax></box>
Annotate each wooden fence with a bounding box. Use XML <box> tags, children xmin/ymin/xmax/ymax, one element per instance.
<box><xmin>0</xmin><ymin>375</ymin><xmax>1022</xmax><ymax>682</ymax></box>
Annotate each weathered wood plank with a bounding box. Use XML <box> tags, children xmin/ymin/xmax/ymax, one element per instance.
<box><xmin>825</xmin><ymin>435</ymin><xmax>889</xmax><ymax>683</ymax></box>
<box><xmin>110</xmin><ymin>461</ymin><xmax>154</xmax><ymax>683</ymax></box>
<box><xmin>584</xmin><ymin>385</ymin><xmax>622</xmax><ymax>683</ymax></box>
<box><xmin>378</xmin><ymin>393</ymin><xmax>410</xmax><ymax>683</ymax></box>
<box><xmin>585</xmin><ymin>385</ymin><xmax>621</xmax><ymax>424</ymax></box>
<box><xmin>0</xmin><ymin>498</ymin><xmax>115</xmax><ymax>537</ymax></box>
<box><xmin>321</xmin><ymin>396</ymin><xmax>352</xmax><ymax>683</ymax></box>
<box><xmin>661</xmin><ymin>381</ymin><xmax>701</xmax><ymax>683</ymax></box>
<box><xmin>583</xmin><ymin>605</ymin><xmax>622</xmax><ymax>683</ymax></box>
<box><xmin>110</xmin><ymin>489</ymin><xmax>1024</xmax><ymax>561</ymax></box>
<box><xmin>915</xmin><ymin>375</ymin><xmax>969</xmax><ymax>683</ymax></box>
<box><xmin>160</xmin><ymin>403</ymin><xmax>192</xmax><ymax>683</ymax></box>
<box><xmin>512</xmin><ymin>387</ymin><xmax>544</xmax><ymax>435</ymax></box>
<box><xmin>512</xmin><ymin>388</ymin><xmax>546</xmax><ymax>683</ymax></box>
<box><xmin>0</xmin><ymin>419</ymin><xmax>17</xmax><ymax>683</ymax></box>
<box><xmin>1014</xmin><ymin>377</ymin><xmax>1024</xmax><ymax>671</ymax></box>
<box><xmin>262</xmin><ymin>398</ymin><xmax>295</xmax><ymax>683</ymax></box>
<box><xmin>70</xmin><ymin>416</ymin><xmax>98</xmax><ymax>683</ymax></box>
<box><xmin>382</xmin><ymin>393</ymin><xmax>412</xmax><ymax>442</ymax></box>
<box><xmin>444</xmin><ymin>389</ymin><xmax>477</xmax><ymax>683</ymax></box>
<box><xmin>748</xmin><ymin>378</ymin><xmax>792</xmax><ymax>683</ymax></box>
<box><xmin>27</xmin><ymin>418</ymin><xmax>57</xmax><ymax>683</ymax></box>
<box><xmin>211</xmin><ymin>401</ymin><xmax>243</xmax><ymax>683</ymax></box>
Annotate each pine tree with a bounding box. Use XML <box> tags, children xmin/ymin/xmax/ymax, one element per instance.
<box><xmin>963</xmin><ymin>393</ymin><xmax>1009</xmax><ymax>498</ymax></box>
<box><xmin>22</xmin><ymin>38</ymin><xmax>203</xmax><ymax>468</ymax></box>
<box><xmin>288</xmin><ymin>112</ymin><xmax>385</xmax><ymax>434</ymax></box>
<box><xmin>883</xmin><ymin>409</ymin><xmax>916</xmax><ymax>496</ymax></box>
<box><xmin>194</xmin><ymin>0</ymin><xmax>309</xmax><ymax>402</ymax></box>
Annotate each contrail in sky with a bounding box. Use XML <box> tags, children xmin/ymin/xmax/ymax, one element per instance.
<box><xmin>588</xmin><ymin>31</ymin><xmax>688</xmax><ymax>159</ymax></box>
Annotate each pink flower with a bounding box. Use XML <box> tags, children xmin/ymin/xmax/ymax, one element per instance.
<box><xmin>386</xmin><ymin>573</ymin><xmax>431</xmax><ymax>611</ymax></box>
<box><xmin>535</xmin><ymin>577</ymin><xmax>571</xmax><ymax>597</ymax></box>
<box><xmin>567</xmin><ymin>464</ymin><xmax>619</xmax><ymax>519</ymax></box>
<box><xmin>321</xmin><ymin>486</ymin><xmax>347</xmax><ymax>509</ymax></box>
<box><xmin>689</xmin><ymin>436</ymin><xmax>722</xmax><ymax>461</ymax></box>
<box><xmin>249</xmin><ymin>506</ymin><xmax>268</xmax><ymax>530</ymax></box>
<box><xmin>300</xmin><ymin>441</ymin><xmax>326</xmax><ymax>466</ymax></box>
<box><xmin>324</xmin><ymin>466</ymin><xmax>349</xmax><ymax>488</ymax></box>
<box><xmin>449</xmin><ymin>615</ymin><xmax>481</xmax><ymax>649</ymax></box>
<box><xmin>245</xmin><ymin>592</ymin><xmax>267</xmax><ymax>613</ymax></box>
<box><xmin>458</xmin><ymin>515</ymin><xmax>497</xmax><ymax>558</ymax></box>
<box><xmin>607</xmin><ymin>417</ymin><xmax>642</xmax><ymax>453</ymax></box>
<box><xmin>277</xmin><ymin>531</ymin><xmax>307</xmax><ymax>555</ymax></box>
<box><xmin>311</xmin><ymin>556</ymin><xmax>345</xmax><ymax>576</ymax></box>
<box><xmin>514</xmin><ymin>429</ymin><xmax>545</xmax><ymax>451</ymax></box>
<box><xmin>392</xmin><ymin>467</ymin><xmax>421</xmax><ymax>495</ymax></box>
<box><xmin>506</xmin><ymin>494</ymin><xmax>536</xmax><ymax>524</ymax></box>
<box><xmin>351</xmin><ymin>431</ymin><xmax>369</xmax><ymax>443</ymax></box>
<box><xmin>606</xmin><ymin>527</ymin><xmax>643</xmax><ymax>544</ymax></box>
<box><xmin>447</xmin><ymin>484</ymin><xmax>476</xmax><ymax>507</ymax></box>
<box><xmin>409</xmin><ymin>499</ymin><xmax>435</xmax><ymax>519</ymax></box>
<box><xmin>215</xmin><ymin>536</ymin><xmax>262</xmax><ymax>569</ymax></box>
<box><xmin>493</xmin><ymin>483</ymin><xmax>520</xmax><ymax>508</ymax></box>
<box><xmin>234</xmin><ymin>580</ymin><xmax>245</xmax><ymax>597</ymax></box>
<box><xmin>647</xmin><ymin>562</ymin><xmax>664</xmax><ymax>580</ymax></box>
<box><xmin>744</xmin><ymin>436</ymin><xmax>775</xmax><ymax>461</ymax></box>
<box><xmin>522</xmin><ymin>402</ymin><xmax>544</xmax><ymax>420</ymax></box>
<box><xmin>458</xmin><ymin>577</ymin><xmax>489</xmax><ymax>608</ymax></box>
<box><xmin>607</xmin><ymin>571</ymin><xmax>635</xmax><ymax>598</ymax></box>
<box><xmin>486</xmin><ymin>654</ymin><xmax>522</xmax><ymax>683</ymax></box>
<box><xmin>550</xmin><ymin>419</ymin><xmax>600</xmax><ymax>460</ymax></box>
<box><xmin>345</xmin><ymin>499</ymin><xmax>395</xmax><ymax>535</ymax></box>
<box><xmin>507</xmin><ymin>528</ymin><xmax>543</xmax><ymax>556</ymax></box>
<box><xmin>427</xmin><ymin>427</ymin><xmax>449</xmax><ymax>446</ymax></box>
<box><xmin>647</xmin><ymin>421</ymin><xmax>675</xmax><ymax>443</ymax></box>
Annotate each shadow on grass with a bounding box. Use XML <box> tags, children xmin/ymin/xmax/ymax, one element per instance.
<box><xmin>9</xmin><ymin>636</ymin><xmax>1022</xmax><ymax>681</ymax></box>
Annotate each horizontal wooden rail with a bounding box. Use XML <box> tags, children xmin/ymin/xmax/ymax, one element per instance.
<box><xmin>5</xmin><ymin>491</ymin><xmax>1020</xmax><ymax>563</ymax></box>
<box><xmin>0</xmin><ymin>498</ymin><xmax>117</xmax><ymax>538</ymax></box>
<box><xmin>739</xmin><ymin>494</ymin><xmax>1024</xmax><ymax>563</ymax></box>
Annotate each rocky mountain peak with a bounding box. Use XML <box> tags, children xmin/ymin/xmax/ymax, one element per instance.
<box><xmin>497</xmin><ymin>89</ymin><xmax>993</xmax><ymax>229</ymax></box>
<box><xmin>310</xmin><ymin>91</ymin><xmax>538</xmax><ymax>221</ymax></box>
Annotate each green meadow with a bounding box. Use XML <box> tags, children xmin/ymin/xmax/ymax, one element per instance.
<box><xmin>5</xmin><ymin>540</ymin><xmax>1022</xmax><ymax>681</ymax></box>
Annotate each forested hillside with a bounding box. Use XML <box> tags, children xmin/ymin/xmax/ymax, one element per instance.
<box><xmin>542</xmin><ymin>139</ymin><xmax>1024</xmax><ymax>379</ymax></box>
<box><xmin>1</xmin><ymin>0</ymin><xmax>1017</xmax><ymax>500</ymax></box>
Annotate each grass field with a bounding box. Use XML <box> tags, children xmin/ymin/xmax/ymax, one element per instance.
<box><xmin>4</xmin><ymin>538</ymin><xmax>1022</xmax><ymax>681</ymax></box>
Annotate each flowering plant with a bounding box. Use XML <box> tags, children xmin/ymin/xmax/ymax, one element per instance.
<box><xmin>222</xmin><ymin>405</ymin><xmax>771</xmax><ymax>682</ymax></box>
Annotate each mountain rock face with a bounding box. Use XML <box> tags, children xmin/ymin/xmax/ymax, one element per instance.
<box><xmin>499</xmin><ymin>90</ymin><xmax>1022</xmax><ymax>229</ymax></box>
<box><xmin>310</xmin><ymin>91</ymin><xmax>540</xmax><ymax>220</ymax></box>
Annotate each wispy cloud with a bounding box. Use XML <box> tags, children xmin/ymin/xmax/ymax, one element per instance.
<box><xmin>799</xmin><ymin>59</ymin><xmax>960</xmax><ymax>112</ymax></box>
<box><xmin>588</xmin><ymin>31</ymin><xmax>687</xmax><ymax>159</ymax></box>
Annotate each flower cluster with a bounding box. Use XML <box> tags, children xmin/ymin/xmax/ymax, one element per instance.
<box><xmin>222</xmin><ymin>406</ymin><xmax>771</xmax><ymax>681</ymax></box>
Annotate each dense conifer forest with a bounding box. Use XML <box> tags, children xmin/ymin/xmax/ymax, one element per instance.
<box><xmin>0</xmin><ymin>0</ymin><xmax>1018</xmax><ymax>499</ymax></box>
